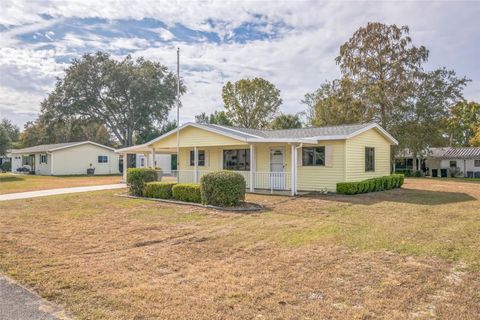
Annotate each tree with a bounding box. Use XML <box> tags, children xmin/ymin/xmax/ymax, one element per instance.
<box><xmin>447</xmin><ymin>101</ymin><xmax>480</xmax><ymax>146</ymax></box>
<box><xmin>470</xmin><ymin>125</ymin><xmax>480</xmax><ymax>146</ymax></box>
<box><xmin>270</xmin><ymin>113</ymin><xmax>302</xmax><ymax>129</ymax></box>
<box><xmin>393</xmin><ymin>68</ymin><xmax>468</xmax><ymax>170</ymax></box>
<box><xmin>0</xmin><ymin>119</ymin><xmax>20</xmax><ymax>154</ymax></box>
<box><xmin>303</xmin><ymin>78</ymin><xmax>370</xmax><ymax>126</ymax></box>
<box><xmin>195</xmin><ymin>111</ymin><xmax>233</xmax><ymax>126</ymax></box>
<box><xmin>335</xmin><ymin>22</ymin><xmax>429</xmax><ymax>130</ymax></box>
<box><xmin>222</xmin><ymin>77</ymin><xmax>282</xmax><ymax>129</ymax></box>
<box><xmin>135</xmin><ymin>120</ymin><xmax>178</xmax><ymax>144</ymax></box>
<box><xmin>42</xmin><ymin>51</ymin><xmax>185</xmax><ymax>147</ymax></box>
<box><xmin>0</xmin><ymin>127</ymin><xmax>10</xmax><ymax>156</ymax></box>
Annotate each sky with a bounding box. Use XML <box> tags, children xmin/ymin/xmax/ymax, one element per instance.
<box><xmin>0</xmin><ymin>0</ymin><xmax>479</xmax><ymax>129</ymax></box>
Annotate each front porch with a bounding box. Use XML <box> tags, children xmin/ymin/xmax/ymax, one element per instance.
<box><xmin>118</xmin><ymin>143</ymin><xmax>300</xmax><ymax>195</ymax></box>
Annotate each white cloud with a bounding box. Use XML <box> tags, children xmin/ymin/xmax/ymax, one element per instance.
<box><xmin>0</xmin><ymin>0</ymin><xmax>479</xmax><ymax>128</ymax></box>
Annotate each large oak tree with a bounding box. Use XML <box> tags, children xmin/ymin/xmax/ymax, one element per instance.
<box><xmin>42</xmin><ymin>52</ymin><xmax>185</xmax><ymax>147</ymax></box>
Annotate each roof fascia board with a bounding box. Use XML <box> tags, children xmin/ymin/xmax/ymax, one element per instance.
<box><xmin>49</xmin><ymin>141</ymin><xmax>116</xmax><ymax>152</ymax></box>
<box><xmin>345</xmin><ymin>123</ymin><xmax>399</xmax><ymax>145</ymax></box>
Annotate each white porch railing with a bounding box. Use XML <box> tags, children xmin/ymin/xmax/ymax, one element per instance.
<box><xmin>171</xmin><ymin>170</ymin><xmax>292</xmax><ymax>192</ymax></box>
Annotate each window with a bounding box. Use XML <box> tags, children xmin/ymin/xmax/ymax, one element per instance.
<box><xmin>98</xmin><ymin>155</ymin><xmax>108</xmax><ymax>163</ymax></box>
<box><xmin>365</xmin><ymin>147</ymin><xmax>375</xmax><ymax>172</ymax></box>
<box><xmin>449</xmin><ymin>161</ymin><xmax>457</xmax><ymax>168</ymax></box>
<box><xmin>140</xmin><ymin>157</ymin><xmax>145</xmax><ymax>167</ymax></box>
<box><xmin>474</xmin><ymin>160</ymin><xmax>480</xmax><ymax>167</ymax></box>
<box><xmin>189</xmin><ymin>150</ymin><xmax>205</xmax><ymax>166</ymax></box>
<box><xmin>302</xmin><ymin>147</ymin><xmax>325</xmax><ymax>166</ymax></box>
<box><xmin>223</xmin><ymin>149</ymin><xmax>250</xmax><ymax>171</ymax></box>
<box><xmin>40</xmin><ymin>154</ymin><xmax>47</xmax><ymax>164</ymax></box>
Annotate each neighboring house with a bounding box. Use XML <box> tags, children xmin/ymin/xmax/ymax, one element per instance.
<box><xmin>117</xmin><ymin>122</ymin><xmax>397</xmax><ymax>194</ymax></box>
<box><xmin>0</xmin><ymin>155</ymin><xmax>10</xmax><ymax>166</ymax></box>
<box><xmin>9</xmin><ymin>141</ymin><xmax>120</xmax><ymax>176</ymax></box>
<box><xmin>135</xmin><ymin>153</ymin><xmax>174</xmax><ymax>174</ymax></box>
<box><xmin>395</xmin><ymin>147</ymin><xmax>480</xmax><ymax>177</ymax></box>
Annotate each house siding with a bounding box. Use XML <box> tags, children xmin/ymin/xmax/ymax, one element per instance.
<box><xmin>152</xmin><ymin>126</ymin><xmax>246</xmax><ymax>148</ymax></box>
<box><xmin>52</xmin><ymin>144</ymin><xmax>120</xmax><ymax>175</ymax></box>
<box><xmin>35</xmin><ymin>153</ymin><xmax>52</xmax><ymax>175</ymax></box>
<box><xmin>345</xmin><ymin>129</ymin><xmax>391</xmax><ymax>181</ymax></box>
<box><xmin>297</xmin><ymin>140</ymin><xmax>346</xmax><ymax>192</ymax></box>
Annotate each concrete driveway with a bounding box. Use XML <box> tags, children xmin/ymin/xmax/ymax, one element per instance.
<box><xmin>0</xmin><ymin>275</ymin><xmax>70</xmax><ymax>320</ymax></box>
<box><xmin>0</xmin><ymin>184</ymin><xmax>126</xmax><ymax>201</ymax></box>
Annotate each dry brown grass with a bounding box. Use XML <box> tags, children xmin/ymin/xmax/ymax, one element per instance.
<box><xmin>0</xmin><ymin>178</ymin><xmax>479</xmax><ymax>319</ymax></box>
<box><xmin>0</xmin><ymin>173</ymin><xmax>122</xmax><ymax>194</ymax></box>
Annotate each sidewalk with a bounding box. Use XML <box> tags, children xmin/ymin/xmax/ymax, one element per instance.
<box><xmin>0</xmin><ymin>275</ymin><xmax>70</xmax><ymax>319</ymax></box>
<box><xmin>0</xmin><ymin>184</ymin><xmax>126</xmax><ymax>201</ymax></box>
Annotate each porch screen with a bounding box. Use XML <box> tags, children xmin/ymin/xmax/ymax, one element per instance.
<box><xmin>223</xmin><ymin>149</ymin><xmax>250</xmax><ymax>171</ymax></box>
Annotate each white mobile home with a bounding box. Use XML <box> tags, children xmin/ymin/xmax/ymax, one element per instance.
<box><xmin>9</xmin><ymin>141</ymin><xmax>120</xmax><ymax>176</ymax></box>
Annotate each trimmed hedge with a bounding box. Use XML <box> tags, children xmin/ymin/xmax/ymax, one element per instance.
<box><xmin>127</xmin><ymin>168</ymin><xmax>158</xmax><ymax>196</ymax></box>
<box><xmin>145</xmin><ymin>182</ymin><xmax>176</xmax><ymax>199</ymax></box>
<box><xmin>200</xmin><ymin>171</ymin><xmax>246</xmax><ymax>207</ymax></box>
<box><xmin>336</xmin><ymin>174</ymin><xmax>404</xmax><ymax>195</ymax></box>
<box><xmin>172</xmin><ymin>183</ymin><xmax>202</xmax><ymax>203</ymax></box>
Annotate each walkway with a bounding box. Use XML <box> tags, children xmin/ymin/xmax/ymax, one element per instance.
<box><xmin>0</xmin><ymin>184</ymin><xmax>126</xmax><ymax>201</ymax></box>
<box><xmin>0</xmin><ymin>275</ymin><xmax>70</xmax><ymax>319</ymax></box>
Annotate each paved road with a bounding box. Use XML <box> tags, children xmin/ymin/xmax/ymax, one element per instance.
<box><xmin>0</xmin><ymin>184</ymin><xmax>126</xmax><ymax>201</ymax></box>
<box><xmin>0</xmin><ymin>275</ymin><xmax>70</xmax><ymax>320</ymax></box>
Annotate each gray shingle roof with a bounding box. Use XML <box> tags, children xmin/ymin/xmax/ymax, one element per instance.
<box><xmin>200</xmin><ymin>122</ymin><xmax>374</xmax><ymax>139</ymax></box>
<box><xmin>11</xmin><ymin>142</ymin><xmax>88</xmax><ymax>154</ymax></box>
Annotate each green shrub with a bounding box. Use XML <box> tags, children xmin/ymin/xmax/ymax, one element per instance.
<box><xmin>336</xmin><ymin>182</ymin><xmax>358</xmax><ymax>195</ymax></box>
<box><xmin>337</xmin><ymin>174</ymin><xmax>404</xmax><ymax>195</ymax></box>
<box><xmin>145</xmin><ymin>182</ymin><xmax>176</xmax><ymax>199</ymax></box>
<box><xmin>414</xmin><ymin>170</ymin><xmax>424</xmax><ymax>177</ymax></box>
<box><xmin>172</xmin><ymin>183</ymin><xmax>202</xmax><ymax>203</ymax></box>
<box><xmin>126</xmin><ymin>168</ymin><xmax>158</xmax><ymax>196</ymax></box>
<box><xmin>200</xmin><ymin>171</ymin><xmax>246</xmax><ymax>207</ymax></box>
<box><xmin>0</xmin><ymin>161</ymin><xmax>11</xmax><ymax>172</ymax></box>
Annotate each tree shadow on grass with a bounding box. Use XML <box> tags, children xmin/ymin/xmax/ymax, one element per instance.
<box><xmin>302</xmin><ymin>188</ymin><xmax>477</xmax><ymax>206</ymax></box>
<box><xmin>0</xmin><ymin>176</ymin><xmax>25</xmax><ymax>183</ymax></box>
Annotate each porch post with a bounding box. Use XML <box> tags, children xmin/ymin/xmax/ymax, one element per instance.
<box><xmin>150</xmin><ymin>148</ymin><xmax>155</xmax><ymax>168</ymax></box>
<box><xmin>291</xmin><ymin>144</ymin><xmax>296</xmax><ymax>196</ymax></box>
<box><xmin>194</xmin><ymin>146</ymin><xmax>198</xmax><ymax>183</ymax></box>
<box><xmin>249</xmin><ymin>144</ymin><xmax>254</xmax><ymax>192</ymax></box>
<box><xmin>122</xmin><ymin>153</ymin><xmax>127</xmax><ymax>182</ymax></box>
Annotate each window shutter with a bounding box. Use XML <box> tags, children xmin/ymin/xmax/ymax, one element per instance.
<box><xmin>325</xmin><ymin>145</ymin><xmax>333</xmax><ymax>167</ymax></box>
<box><xmin>297</xmin><ymin>147</ymin><xmax>302</xmax><ymax>167</ymax></box>
<box><xmin>204</xmin><ymin>150</ymin><xmax>209</xmax><ymax>167</ymax></box>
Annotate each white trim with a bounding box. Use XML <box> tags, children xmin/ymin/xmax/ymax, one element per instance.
<box><xmin>209</xmin><ymin>124</ymin><xmax>263</xmax><ymax>139</ymax></box>
<box><xmin>246</xmin><ymin>138</ymin><xmax>316</xmax><ymax>143</ymax></box>
<box><xmin>49</xmin><ymin>141</ymin><xmax>116</xmax><ymax>152</ymax></box>
<box><xmin>249</xmin><ymin>144</ymin><xmax>254</xmax><ymax>192</ymax></box>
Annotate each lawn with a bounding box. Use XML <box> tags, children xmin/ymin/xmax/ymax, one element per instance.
<box><xmin>0</xmin><ymin>173</ymin><xmax>122</xmax><ymax>194</ymax></box>
<box><xmin>0</xmin><ymin>178</ymin><xmax>479</xmax><ymax>319</ymax></box>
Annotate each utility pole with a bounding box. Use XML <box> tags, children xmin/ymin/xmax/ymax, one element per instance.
<box><xmin>176</xmin><ymin>47</ymin><xmax>180</xmax><ymax>170</ymax></box>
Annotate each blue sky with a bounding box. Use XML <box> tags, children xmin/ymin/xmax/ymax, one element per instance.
<box><xmin>1</xmin><ymin>0</ymin><xmax>479</xmax><ymax>128</ymax></box>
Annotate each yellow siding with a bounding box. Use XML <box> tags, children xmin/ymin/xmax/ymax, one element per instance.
<box><xmin>345</xmin><ymin>129</ymin><xmax>391</xmax><ymax>181</ymax></box>
<box><xmin>151</xmin><ymin>126</ymin><xmax>246</xmax><ymax>148</ymax></box>
<box><xmin>297</xmin><ymin>141</ymin><xmax>346</xmax><ymax>192</ymax></box>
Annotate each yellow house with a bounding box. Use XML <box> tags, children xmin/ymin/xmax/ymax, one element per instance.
<box><xmin>116</xmin><ymin>122</ymin><xmax>398</xmax><ymax>194</ymax></box>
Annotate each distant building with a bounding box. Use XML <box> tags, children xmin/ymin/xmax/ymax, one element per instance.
<box><xmin>8</xmin><ymin>141</ymin><xmax>120</xmax><ymax>176</ymax></box>
<box><xmin>395</xmin><ymin>147</ymin><xmax>480</xmax><ymax>177</ymax></box>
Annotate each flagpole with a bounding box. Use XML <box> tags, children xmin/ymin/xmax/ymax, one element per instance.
<box><xmin>176</xmin><ymin>47</ymin><xmax>180</xmax><ymax>171</ymax></box>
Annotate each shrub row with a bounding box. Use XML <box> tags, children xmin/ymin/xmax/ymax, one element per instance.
<box><xmin>336</xmin><ymin>174</ymin><xmax>404</xmax><ymax>195</ymax></box>
<box><xmin>128</xmin><ymin>170</ymin><xmax>246</xmax><ymax>207</ymax></box>
<box><xmin>126</xmin><ymin>168</ymin><xmax>158</xmax><ymax>196</ymax></box>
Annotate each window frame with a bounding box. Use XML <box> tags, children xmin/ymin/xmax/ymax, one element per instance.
<box><xmin>301</xmin><ymin>146</ymin><xmax>325</xmax><ymax>166</ymax></box>
<box><xmin>97</xmin><ymin>155</ymin><xmax>109</xmax><ymax>164</ymax></box>
<box><xmin>449</xmin><ymin>160</ymin><xmax>457</xmax><ymax>168</ymax></box>
<box><xmin>189</xmin><ymin>150</ymin><xmax>206</xmax><ymax>166</ymax></box>
<box><xmin>39</xmin><ymin>154</ymin><xmax>48</xmax><ymax>164</ymax></box>
<box><xmin>474</xmin><ymin>159</ymin><xmax>480</xmax><ymax>167</ymax></box>
<box><xmin>223</xmin><ymin>149</ymin><xmax>250</xmax><ymax>171</ymax></box>
<box><xmin>365</xmin><ymin>147</ymin><xmax>375</xmax><ymax>172</ymax></box>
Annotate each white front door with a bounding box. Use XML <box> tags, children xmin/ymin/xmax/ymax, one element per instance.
<box><xmin>270</xmin><ymin>148</ymin><xmax>285</xmax><ymax>190</ymax></box>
